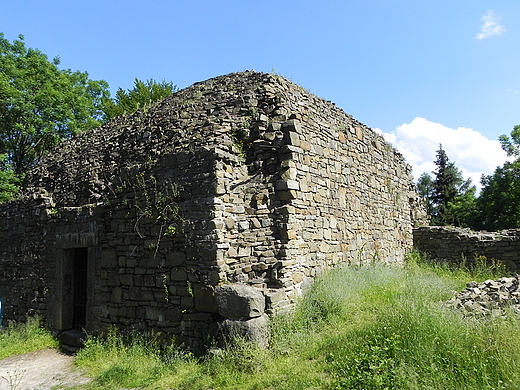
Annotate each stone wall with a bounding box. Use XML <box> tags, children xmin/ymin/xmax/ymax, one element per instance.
<box><xmin>414</xmin><ymin>226</ymin><xmax>520</xmax><ymax>271</ymax></box>
<box><xmin>213</xmin><ymin>75</ymin><xmax>420</xmax><ymax>304</ymax></box>
<box><xmin>0</xmin><ymin>71</ymin><xmax>424</xmax><ymax>348</ymax></box>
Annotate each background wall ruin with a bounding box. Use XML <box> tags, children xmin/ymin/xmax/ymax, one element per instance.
<box><xmin>414</xmin><ymin>226</ymin><xmax>520</xmax><ymax>272</ymax></box>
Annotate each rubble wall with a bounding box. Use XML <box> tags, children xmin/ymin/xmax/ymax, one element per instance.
<box><xmin>414</xmin><ymin>226</ymin><xmax>520</xmax><ymax>272</ymax></box>
<box><xmin>0</xmin><ymin>71</ymin><xmax>424</xmax><ymax>347</ymax></box>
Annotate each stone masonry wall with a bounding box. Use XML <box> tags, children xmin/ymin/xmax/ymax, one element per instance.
<box><xmin>263</xmin><ymin>76</ymin><xmax>418</xmax><ymax>301</ymax></box>
<box><xmin>206</xmin><ymin>73</ymin><xmax>423</xmax><ymax>309</ymax></box>
<box><xmin>414</xmin><ymin>226</ymin><xmax>520</xmax><ymax>272</ymax></box>
<box><xmin>0</xmin><ymin>195</ymin><xmax>55</xmax><ymax>322</ymax></box>
<box><xmin>0</xmin><ymin>71</ymin><xmax>424</xmax><ymax>348</ymax></box>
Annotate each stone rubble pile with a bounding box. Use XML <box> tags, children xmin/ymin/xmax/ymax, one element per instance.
<box><xmin>446</xmin><ymin>275</ymin><xmax>520</xmax><ymax>315</ymax></box>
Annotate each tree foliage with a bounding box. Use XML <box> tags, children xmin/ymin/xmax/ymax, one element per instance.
<box><xmin>419</xmin><ymin>127</ymin><xmax>520</xmax><ymax>231</ymax></box>
<box><xmin>0</xmin><ymin>154</ymin><xmax>20</xmax><ymax>202</ymax></box>
<box><xmin>419</xmin><ymin>145</ymin><xmax>476</xmax><ymax>226</ymax></box>
<box><xmin>102</xmin><ymin>78</ymin><xmax>177</xmax><ymax>121</ymax></box>
<box><xmin>474</xmin><ymin>126</ymin><xmax>520</xmax><ymax>230</ymax></box>
<box><xmin>0</xmin><ymin>33</ymin><xmax>110</xmax><ymax>178</ymax></box>
<box><xmin>498</xmin><ymin>125</ymin><xmax>520</xmax><ymax>158</ymax></box>
<box><xmin>476</xmin><ymin>161</ymin><xmax>520</xmax><ymax>230</ymax></box>
<box><xmin>0</xmin><ymin>34</ymin><xmax>179</xmax><ymax>203</ymax></box>
<box><xmin>417</xmin><ymin>172</ymin><xmax>435</xmax><ymax>217</ymax></box>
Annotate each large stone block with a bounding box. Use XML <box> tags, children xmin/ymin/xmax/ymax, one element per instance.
<box><xmin>215</xmin><ymin>284</ymin><xmax>265</xmax><ymax>319</ymax></box>
<box><xmin>218</xmin><ymin>314</ymin><xmax>270</xmax><ymax>348</ymax></box>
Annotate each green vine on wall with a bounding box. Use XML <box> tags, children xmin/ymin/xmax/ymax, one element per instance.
<box><xmin>103</xmin><ymin>166</ymin><xmax>186</xmax><ymax>303</ymax></box>
<box><xmin>131</xmin><ymin>172</ymin><xmax>183</xmax><ymax>256</ymax></box>
<box><xmin>229</xmin><ymin>107</ymin><xmax>258</xmax><ymax>158</ymax></box>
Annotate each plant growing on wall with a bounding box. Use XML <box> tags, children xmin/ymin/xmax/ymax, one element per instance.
<box><xmin>129</xmin><ymin>171</ymin><xmax>183</xmax><ymax>256</ymax></box>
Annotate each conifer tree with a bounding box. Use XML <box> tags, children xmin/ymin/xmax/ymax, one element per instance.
<box><xmin>423</xmin><ymin>145</ymin><xmax>476</xmax><ymax>226</ymax></box>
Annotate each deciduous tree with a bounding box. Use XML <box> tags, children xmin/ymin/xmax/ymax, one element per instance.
<box><xmin>0</xmin><ymin>154</ymin><xmax>19</xmax><ymax>202</ymax></box>
<box><xmin>476</xmin><ymin>161</ymin><xmax>520</xmax><ymax>230</ymax></box>
<box><xmin>498</xmin><ymin>125</ymin><xmax>520</xmax><ymax>158</ymax></box>
<box><xmin>0</xmin><ymin>34</ymin><xmax>110</xmax><ymax>175</ymax></box>
<box><xmin>475</xmin><ymin>126</ymin><xmax>520</xmax><ymax>230</ymax></box>
<box><xmin>102</xmin><ymin>78</ymin><xmax>177</xmax><ymax>121</ymax></box>
<box><xmin>0</xmin><ymin>33</ymin><xmax>110</xmax><ymax>200</ymax></box>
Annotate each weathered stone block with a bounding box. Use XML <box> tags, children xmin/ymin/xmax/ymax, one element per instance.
<box><xmin>275</xmin><ymin>179</ymin><xmax>300</xmax><ymax>191</ymax></box>
<box><xmin>277</xmin><ymin>190</ymin><xmax>298</xmax><ymax>200</ymax></box>
<box><xmin>281</xmin><ymin>167</ymin><xmax>298</xmax><ymax>181</ymax></box>
<box><xmin>119</xmin><ymin>274</ymin><xmax>133</xmax><ymax>286</ymax></box>
<box><xmin>168</xmin><ymin>268</ymin><xmax>186</xmax><ymax>282</ymax></box>
<box><xmin>165</xmin><ymin>251</ymin><xmax>186</xmax><ymax>267</ymax></box>
<box><xmin>265</xmin><ymin>289</ymin><xmax>286</xmax><ymax>306</ymax></box>
<box><xmin>215</xmin><ymin>284</ymin><xmax>265</xmax><ymax>319</ymax></box>
<box><xmin>218</xmin><ymin>314</ymin><xmax>270</xmax><ymax>348</ymax></box>
<box><xmin>110</xmin><ymin>287</ymin><xmax>122</xmax><ymax>303</ymax></box>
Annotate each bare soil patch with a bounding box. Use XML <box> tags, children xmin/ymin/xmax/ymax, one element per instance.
<box><xmin>0</xmin><ymin>349</ymin><xmax>90</xmax><ymax>390</ymax></box>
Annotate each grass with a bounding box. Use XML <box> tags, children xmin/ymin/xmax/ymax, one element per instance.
<box><xmin>2</xmin><ymin>252</ymin><xmax>516</xmax><ymax>389</ymax></box>
<box><xmin>71</xmin><ymin>252</ymin><xmax>520</xmax><ymax>389</ymax></box>
<box><xmin>0</xmin><ymin>316</ymin><xmax>58</xmax><ymax>360</ymax></box>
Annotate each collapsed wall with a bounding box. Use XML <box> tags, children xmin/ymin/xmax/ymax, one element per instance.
<box><xmin>447</xmin><ymin>276</ymin><xmax>520</xmax><ymax>316</ymax></box>
<box><xmin>414</xmin><ymin>226</ymin><xmax>520</xmax><ymax>272</ymax></box>
<box><xmin>0</xmin><ymin>71</ymin><xmax>424</xmax><ymax>348</ymax></box>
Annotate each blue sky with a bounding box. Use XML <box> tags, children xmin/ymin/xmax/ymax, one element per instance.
<box><xmin>2</xmin><ymin>1</ymin><xmax>519</xmax><ymax>185</ymax></box>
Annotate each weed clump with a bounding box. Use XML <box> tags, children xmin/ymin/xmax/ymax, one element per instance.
<box><xmin>0</xmin><ymin>316</ymin><xmax>58</xmax><ymax>360</ymax></box>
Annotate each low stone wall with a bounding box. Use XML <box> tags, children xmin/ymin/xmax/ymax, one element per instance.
<box><xmin>413</xmin><ymin>226</ymin><xmax>520</xmax><ymax>271</ymax></box>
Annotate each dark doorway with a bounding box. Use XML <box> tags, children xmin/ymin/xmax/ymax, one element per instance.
<box><xmin>72</xmin><ymin>248</ymin><xmax>88</xmax><ymax>330</ymax></box>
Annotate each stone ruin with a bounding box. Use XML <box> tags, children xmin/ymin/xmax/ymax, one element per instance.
<box><xmin>447</xmin><ymin>276</ymin><xmax>520</xmax><ymax>316</ymax></box>
<box><xmin>0</xmin><ymin>71</ymin><xmax>426</xmax><ymax>349</ymax></box>
<box><xmin>414</xmin><ymin>226</ymin><xmax>520</xmax><ymax>319</ymax></box>
<box><xmin>414</xmin><ymin>226</ymin><xmax>520</xmax><ymax>272</ymax></box>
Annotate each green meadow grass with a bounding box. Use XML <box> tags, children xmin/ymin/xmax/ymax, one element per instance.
<box><xmin>0</xmin><ymin>316</ymin><xmax>58</xmax><ymax>360</ymax></box>
<box><xmin>70</xmin><ymin>253</ymin><xmax>520</xmax><ymax>389</ymax></box>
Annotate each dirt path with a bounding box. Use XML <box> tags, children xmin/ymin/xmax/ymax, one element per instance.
<box><xmin>0</xmin><ymin>349</ymin><xmax>91</xmax><ymax>390</ymax></box>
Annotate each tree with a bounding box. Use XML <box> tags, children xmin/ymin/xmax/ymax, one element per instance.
<box><xmin>417</xmin><ymin>172</ymin><xmax>435</xmax><ymax>217</ymax></box>
<box><xmin>423</xmin><ymin>144</ymin><xmax>476</xmax><ymax>226</ymax></box>
<box><xmin>102</xmin><ymin>78</ymin><xmax>177</xmax><ymax>121</ymax></box>
<box><xmin>475</xmin><ymin>126</ymin><xmax>520</xmax><ymax>230</ymax></box>
<box><xmin>498</xmin><ymin>125</ymin><xmax>520</xmax><ymax>158</ymax></box>
<box><xmin>447</xmin><ymin>185</ymin><xmax>478</xmax><ymax>228</ymax></box>
<box><xmin>0</xmin><ymin>34</ymin><xmax>110</xmax><ymax>177</ymax></box>
<box><xmin>476</xmin><ymin>161</ymin><xmax>520</xmax><ymax>230</ymax></box>
<box><xmin>0</xmin><ymin>154</ymin><xmax>20</xmax><ymax>202</ymax></box>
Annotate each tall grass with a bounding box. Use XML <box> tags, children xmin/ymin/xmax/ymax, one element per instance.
<box><xmin>74</xmin><ymin>254</ymin><xmax>520</xmax><ymax>389</ymax></box>
<box><xmin>0</xmin><ymin>316</ymin><xmax>58</xmax><ymax>360</ymax></box>
<box><xmin>299</xmin><ymin>254</ymin><xmax>518</xmax><ymax>389</ymax></box>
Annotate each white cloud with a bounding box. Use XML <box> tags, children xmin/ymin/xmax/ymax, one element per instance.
<box><xmin>475</xmin><ymin>10</ymin><xmax>505</xmax><ymax>40</ymax></box>
<box><xmin>376</xmin><ymin>117</ymin><xmax>511</xmax><ymax>189</ymax></box>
